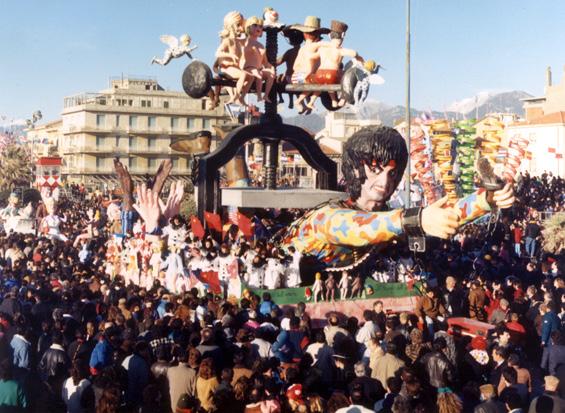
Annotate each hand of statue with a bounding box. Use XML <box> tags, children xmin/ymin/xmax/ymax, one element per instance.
<box><xmin>158</xmin><ymin>181</ymin><xmax>184</xmax><ymax>221</ymax></box>
<box><xmin>133</xmin><ymin>184</ymin><xmax>160</xmax><ymax>233</ymax></box>
<box><xmin>421</xmin><ymin>196</ymin><xmax>460</xmax><ymax>239</ymax></box>
<box><xmin>491</xmin><ymin>183</ymin><xmax>515</xmax><ymax>209</ymax></box>
<box><xmin>151</xmin><ymin>159</ymin><xmax>173</xmax><ymax>197</ymax></box>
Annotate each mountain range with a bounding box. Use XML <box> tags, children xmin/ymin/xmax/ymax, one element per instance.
<box><xmin>283</xmin><ymin>90</ymin><xmax>533</xmax><ymax>133</ymax></box>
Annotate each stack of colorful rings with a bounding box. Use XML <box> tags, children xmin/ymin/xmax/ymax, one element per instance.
<box><xmin>430</xmin><ymin>120</ymin><xmax>458</xmax><ymax>204</ymax></box>
<box><xmin>478</xmin><ymin>119</ymin><xmax>503</xmax><ymax>165</ymax></box>
<box><xmin>456</xmin><ymin>120</ymin><xmax>477</xmax><ymax>196</ymax></box>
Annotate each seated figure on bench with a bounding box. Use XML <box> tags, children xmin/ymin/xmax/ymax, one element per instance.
<box><xmin>289</xmin><ymin>16</ymin><xmax>330</xmax><ymax>114</ymax></box>
<box><xmin>309</xmin><ymin>20</ymin><xmax>364</xmax><ymax>109</ymax></box>
<box><xmin>238</xmin><ymin>16</ymin><xmax>275</xmax><ymax>103</ymax></box>
<box><xmin>211</xmin><ymin>11</ymin><xmax>247</xmax><ymax>107</ymax></box>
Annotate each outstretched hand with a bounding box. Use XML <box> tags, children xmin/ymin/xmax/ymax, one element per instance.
<box><xmin>158</xmin><ymin>181</ymin><xmax>185</xmax><ymax>221</ymax></box>
<box><xmin>133</xmin><ymin>184</ymin><xmax>160</xmax><ymax>233</ymax></box>
<box><xmin>492</xmin><ymin>183</ymin><xmax>515</xmax><ymax>209</ymax></box>
<box><xmin>421</xmin><ymin>196</ymin><xmax>460</xmax><ymax>239</ymax></box>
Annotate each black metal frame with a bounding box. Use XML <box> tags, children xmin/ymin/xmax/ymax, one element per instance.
<box><xmin>190</xmin><ymin>26</ymin><xmax>338</xmax><ymax>220</ymax></box>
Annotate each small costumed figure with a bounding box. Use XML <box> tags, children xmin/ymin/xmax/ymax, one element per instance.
<box><xmin>285</xmin><ymin>246</ymin><xmax>302</xmax><ymax>288</ymax></box>
<box><xmin>238</xmin><ymin>16</ymin><xmax>275</xmax><ymax>103</ymax></box>
<box><xmin>161</xmin><ymin>244</ymin><xmax>185</xmax><ymax>293</ymax></box>
<box><xmin>125</xmin><ymin>238</ymin><xmax>141</xmax><ymax>286</ymax></box>
<box><xmin>151</xmin><ymin>34</ymin><xmax>198</xmax><ymax>66</ymax></box>
<box><xmin>40</xmin><ymin>197</ymin><xmax>68</xmax><ymax>242</ymax></box>
<box><xmin>264</xmin><ymin>255</ymin><xmax>285</xmax><ymax>290</ymax></box>
<box><xmin>217</xmin><ymin>244</ymin><xmax>235</xmax><ymax>296</ymax></box>
<box><xmin>325</xmin><ymin>272</ymin><xmax>336</xmax><ymax>301</ymax></box>
<box><xmin>350</xmin><ymin>274</ymin><xmax>364</xmax><ymax>299</ymax></box>
<box><xmin>246</xmin><ymin>255</ymin><xmax>265</xmax><ymax>289</ymax></box>
<box><xmin>149</xmin><ymin>242</ymin><xmax>163</xmax><ymax>285</ymax></box>
<box><xmin>338</xmin><ymin>270</ymin><xmax>351</xmax><ymax>300</ymax></box>
<box><xmin>312</xmin><ymin>272</ymin><xmax>324</xmax><ymax>303</ymax></box>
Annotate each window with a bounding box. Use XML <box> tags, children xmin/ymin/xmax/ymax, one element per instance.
<box><xmin>172</xmin><ymin>157</ymin><xmax>179</xmax><ymax>169</ymax></box>
<box><xmin>148</xmin><ymin>116</ymin><xmax>156</xmax><ymax>129</ymax></box>
<box><xmin>201</xmin><ymin>100</ymin><xmax>207</xmax><ymax>110</ymax></box>
<box><xmin>128</xmin><ymin>136</ymin><xmax>135</xmax><ymax>148</ymax></box>
<box><xmin>96</xmin><ymin>136</ymin><xmax>104</xmax><ymax>147</ymax></box>
<box><xmin>163</xmin><ymin>101</ymin><xmax>169</xmax><ymax>109</ymax></box>
<box><xmin>96</xmin><ymin>114</ymin><xmax>105</xmax><ymax>127</ymax></box>
<box><xmin>96</xmin><ymin>157</ymin><xmax>104</xmax><ymax>169</ymax></box>
<box><xmin>148</xmin><ymin>136</ymin><xmax>156</xmax><ymax>149</ymax></box>
<box><xmin>129</xmin><ymin>116</ymin><xmax>137</xmax><ymax>128</ymax></box>
<box><xmin>141</xmin><ymin>100</ymin><xmax>152</xmax><ymax>108</ymax></box>
<box><xmin>115</xmin><ymin>115</ymin><xmax>120</xmax><ymax>127</ymax></box>
<box><xmin>203</xmin><ymin>119</ymin><xmax>211</xmax><ymax>130</ymax></box>
<box><xmin>128</xmin><ymin>157</ymin><xmax>136</xmax><ymax>168</ymax></box>
<box><xmin>187</xmin><ymin>118</ymin><xmax>195</xmax><ymax>130</ymax></box>
<box><xmin>148</xmin><ymin>158</ymin><xmax>156</xmax><ymax>168</ymax></box>
<box><xmin>170</xmin><ymin>117</ymin><xmax>179</xmax><ymax>129</ymax></box>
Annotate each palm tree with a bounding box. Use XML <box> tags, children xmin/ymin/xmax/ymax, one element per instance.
<box><xmin>0</xmin><ymin>144</ymin><xmax>33</xmax><ymax>191</ymax></box>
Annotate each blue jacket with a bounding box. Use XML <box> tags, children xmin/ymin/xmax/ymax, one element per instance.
<box><xmin>10</xmin><ymin>335</ymin><xmax>30</xmax><ymax>370</ymax></box>
<box><xmin>89</xmin><ymin>338</ymin><xmax>113</xmax><ymax>371</ymax></box>
<box><xmin>259</xmin><ymin>300</ymin><xmax>276</xmax><ymax>316</ymax></box>
<box><xmin>272</xmin><ymin>329</ymin><xmax>308</xmax><ymax>363</ymax></box>
<box><xmin>541</xmin><ymin>311</ymin><xmax>560</xmax><ymax>346</ymax></box>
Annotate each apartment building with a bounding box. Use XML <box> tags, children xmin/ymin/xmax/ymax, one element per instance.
<box><xmin>60</xmin><ymin>76</ymin><xmax>229</xmax><ymax>186</ymax></box>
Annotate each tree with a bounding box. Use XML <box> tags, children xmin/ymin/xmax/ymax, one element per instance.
<box><xmin>0</xmin><ymin>144</ymin><xmax>33</xmax><ymax>191</ymax></box>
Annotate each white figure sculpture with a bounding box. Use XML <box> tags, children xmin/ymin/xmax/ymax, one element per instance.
<box><xmin>151</xmin><ymin>34</ymin><xmax>198</xmax><ymax>66</ymax></box>
<box><xmin>338</xmin><ymin>270</ymin><xmax>351</xmax><ymax>300</ymax></box>
<box><xmin>40</xmin><ymin>195</ymin><xmax>68</xmax><ymax>242</ymax></box>
<box><xmin>264</xmin><ymin>257</ymin><xmax>284</xmax><ymax>290</ymax></box>
<box><xmin>351</xmin><ymin>60</ymin><xmax>384</xmax><ymax>108</ymax></box>
<box><xmin>312</xmin><ymin>272</ymin><xmax>324</xmax><ymax>303</ymax></box>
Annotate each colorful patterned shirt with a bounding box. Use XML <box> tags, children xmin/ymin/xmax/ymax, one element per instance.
<box><xmin>280</xmin><ymin>189</ymin><xmax>492</xmax><ymax>271</ymax></box>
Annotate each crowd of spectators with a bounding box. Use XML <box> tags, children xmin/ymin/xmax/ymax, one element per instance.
<box><xmin>0</xmin><ymin>173</ymin><xmax>563</xmax><ymax>413</ymax></box>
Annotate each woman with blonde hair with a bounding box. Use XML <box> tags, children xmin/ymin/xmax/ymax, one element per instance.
<box><xmin>196</xmin><ymin>358</ymin><xmax>219</xmax><ymax>412</ymax></box>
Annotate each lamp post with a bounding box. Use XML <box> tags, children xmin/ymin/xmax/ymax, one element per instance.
<box><xmin>404</xmin><ymin>0</ymin><xmax>411</xmax><ymax>208</ymax></box>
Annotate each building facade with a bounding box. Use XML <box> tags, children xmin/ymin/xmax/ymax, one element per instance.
<box><xmin>59</xmin><ymin>76</ymin><xmax>229</xmax><ymax>186</ymax></box>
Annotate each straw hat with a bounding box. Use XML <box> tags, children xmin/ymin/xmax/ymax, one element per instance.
<box><xmin>289</xmin><ymin>16</ymin><xmax>330</xmax><ymax>34</ymax></box>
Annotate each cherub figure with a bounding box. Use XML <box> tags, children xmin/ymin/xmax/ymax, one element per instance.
<box><xmin>325</xmin><ymin>273</ymin><xmax>336</xmax><ymax>301</ymax></box>
<box><xmin>263</xmin><ymin>7</ymin><xmax>282</xmax><ymax>28</ymax></box>
<box><xmin>350</xmin><ymin>274</ymin><xmax>364</xmax><ymax>298</ymax></box>
<box><xmin>338</xmin><ymin>270</ymin><xmax>351</xmax><ymax>300</ymax></box>
<box><xmin>238</xmin><ymin>16</ymin><xmax>275</xmax><ymax>103</ymax></box>
<box><xmin>212</xmin><ymin>11</ymin><xmax>248</xmax><ymax>107</ymax></box>
<box><xmin>351</xmin><ymin>60</ymin><xmax>384</xmax><ymax>108</ymax></box>
<box><xmin>312</xmin><ymin>272</ymin><xmax>324</xmax><ymax>303</ymax></box>
<box><xmin>151</xmin><ymin>34</ymin><xmax>198</xmax><ymax>66</ymax></box>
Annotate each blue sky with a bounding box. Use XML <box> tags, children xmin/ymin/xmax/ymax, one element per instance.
<box><xmin>1</xmin><ymin>0</ymin><xmax>564</xmax><ymax>123</ymax></box>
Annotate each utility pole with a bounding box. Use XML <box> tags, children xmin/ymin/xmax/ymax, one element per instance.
<box><xmin>404</xmin><ymin>0</ymin><xmax>411</xmax><ymax>207</ymax></box>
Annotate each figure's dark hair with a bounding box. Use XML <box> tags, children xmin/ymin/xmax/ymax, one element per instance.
<box><xmin>341</xmin><ymin>126</ymin><xmax>408</xmax><ymax>201</ymax></box>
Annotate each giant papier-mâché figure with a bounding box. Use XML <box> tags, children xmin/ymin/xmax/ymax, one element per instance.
<box><xmin>278</xmin><ymin>126</ymin><xmax>515</xmax><ymax>273</ymax></box>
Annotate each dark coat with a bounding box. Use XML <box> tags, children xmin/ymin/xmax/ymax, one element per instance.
<box><xmin>38</xmin><ymin>345</ymin><xmax>70</xmax><ymax>380</ymax></box>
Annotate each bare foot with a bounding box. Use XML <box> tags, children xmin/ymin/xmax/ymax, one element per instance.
<box><xmin>338</xmin><ymin>98</ymin><xmax>346</xmax><ymax>107</ymax></box>
<box><xmin>306</xmin><ymin>99</ymin><xmax>316</xmax><ymax>110</ymax></box>
<box><xmin>297</xmin><ymin>101</ymin><xmax>307</xmax><ymax>114</ymax></box>
<box><xmin>152</xmin><ymin>159</ymin><xmax>173</xmax><ymax>197</ymax></box>
<box><xmin>264</xmin><ymin>96</ymin><xmax>272</xmax><ymax>103</ymax></box>
<box><xmin>331</xmin><ymin>100</ymin><xmax>339</xmax><ymax>108</ymax></box>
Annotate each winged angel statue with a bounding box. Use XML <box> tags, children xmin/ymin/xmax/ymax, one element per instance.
<box><xmin>151</xmin><ymin>34</ymin><xmax>198</xmax><ymax>66</ymax></box>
